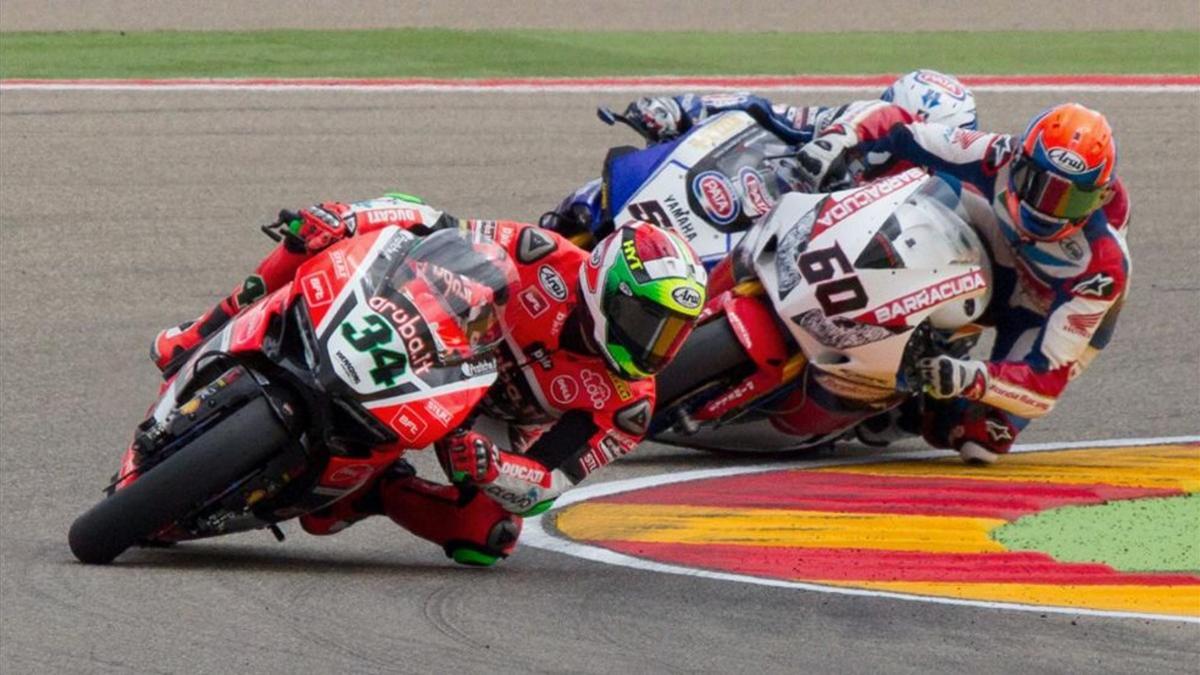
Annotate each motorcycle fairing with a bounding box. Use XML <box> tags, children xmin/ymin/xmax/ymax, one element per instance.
<box><xmin>691</xmin><ymin>295</ymin><xmax>790</xmax><ymax>421</ymax></box>
<box><xmin>605</xmin><ymin>112</ymin><xmax>798</xmax><ymax>266</ymax></box>
<box><xmin>752</xmin><ymin>171</ymin><xmax>991</xmax><ymax>399</ymax></box>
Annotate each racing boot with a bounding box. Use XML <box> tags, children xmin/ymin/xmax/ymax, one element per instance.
<box><xmin>920</xmin><ymin>399</ymin><xmax>1017</xmax><ymax>465</ymax></box>
<box><xmin>150</xmin><ymin>231</ymin><xmax>317</xmax><ymax>376</ymax></box>
<box><xmin>378</xmin><ymin>475</ymin><xmax>521</xmax><ymax>566</ymax></box>
<box><xmin>958</xmin><ymin>442</ymin><xmax>1000</xmax><ymax>465</ymax></box>
<box><xmin>151</xmin><ymin>296</ymin><xmax>240</xmax><ymax>376</ymax></box>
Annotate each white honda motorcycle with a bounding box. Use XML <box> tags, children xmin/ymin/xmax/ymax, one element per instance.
<box><xmin>650</xmin><ymin>169</ymin><xmax>993</xmax><ymax>453</ymax></box>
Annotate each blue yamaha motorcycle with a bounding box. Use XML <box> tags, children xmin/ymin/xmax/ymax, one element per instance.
<box><xmin>540</xmin><ymin>107</ymin><xmax>803</xmax><ymax>268</ymax></box>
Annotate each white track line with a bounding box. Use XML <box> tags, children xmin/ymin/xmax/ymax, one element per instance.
<box><xmin>523</xmin><ymin>435</ymin><xmax>1200</xmax><ymax>624</ymax></box>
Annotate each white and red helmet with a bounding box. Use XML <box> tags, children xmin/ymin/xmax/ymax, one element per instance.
<box><xmin>882</xmin><ymin>70</ymin><xmax>978</xmax><ymax>130</ymax></box>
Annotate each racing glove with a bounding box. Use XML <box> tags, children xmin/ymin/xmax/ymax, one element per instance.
<box><xmin>917</xmin><ymin>356</ymin><xmax>989</xmax><ymax>401</ymax></box>
<box><xmin>624</xmin><ymin>96</ymin><xmax>686</xmax><ymax>142</ymax></box>
<box><xmin>274</xmin><ymin>203</ymin><xmax>353</xmax><ymax>254</ymax></box>
<box><xmin>437</xmin><ymin>431</ymin><xmax>501</xmax><ymax>484</ymax></box>
<box><xmin>795</xmin><ymin>125</ymin><xmax>858</xmax><ymax>192</ymax></box>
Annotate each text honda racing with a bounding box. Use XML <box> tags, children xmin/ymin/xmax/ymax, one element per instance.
<box><xmin>652</xmin><ymin>169</ymin><xmax>993</xmax><ymax>453</ymax></box>
<box><xmin>68</xmin><ymin>227</ymin><xmax>517</xmax><ymax>564</ymax></box>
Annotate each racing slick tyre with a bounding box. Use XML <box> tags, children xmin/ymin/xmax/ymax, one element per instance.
<box><xmin>654</xmin><ymin>316</ymin><xmax>752</xmax><ymax>406</ymax></box>
<box><xmin>68</xmin><ymin>397</ymin><xmax>290</xmax><ymax>565</ymax></box>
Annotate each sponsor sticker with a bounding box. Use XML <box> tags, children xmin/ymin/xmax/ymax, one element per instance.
<box><xmin>519</xmin><ymin>286</ymin><xmax>550</xmax><ymax>318</ymax></box>
<box><xmin>671</xmin><ymin>285</ymin><xmax>702</xmax><ymax>311</ymax></box>
<box><xmin>494</xmin><ymin>222</ymin><xmax>517</xmax><ymax>247</ymax></box>
<box><xmin>705</xmin><ymin>379</ymin><xmax>756</xmax><ymax>415</ymax></box>
<box><xmin>607</xmin><ymin>371</ymin><xmax>633</xmax><ymax>401</ymax></box>
<box><xmin>460</xmin><ymin>356</ymin><xmax>497</xmax><ymax>378</ymax></box>
<box><xmin>367</xmin><ymin>295</ymin><xmax>435</xmax><ymax>377</ymax></box>
<box><xmin>580</xmin><ymin>369</ymin><xmax>612</xmax><ymax>410</ymax></box>
<box><xmin>738</xmin><ymin>166</ymin><xmax>774</xmax><ymax>216</ymax></box>
<box><xmin>692</xmin><ymin>170</ymin><xmax>741</xmax><ymax>225</ymax></box>
<box><xmin>423</xmin><ymin>398</ymin><xmax>453</xmax><ymax>426</ymax></box>
<box><xmin>301</xmin><ymin>270</ymin><xmax>333</xmax><ymax>308</ymax></box>
<box><xmin>538</xmin><ymin>265</ymin><xmax>569</xmax><ymax>301</ymax></box>
<box><xmin>549</xmin><ymin>375</ymin><xmax>579</xmax><ymax>406</ymax></box>
<box><xmin>1065</xmin><ymin>311</ymin><xmax>1105</xmax><ymax>337</ymax></box>
<box><xmin>525</xmin><ymin>343</ymin><xmax>554</xmax><ymax>371</ymax></box>
<box><xmin>814</xmin><ymin>168</ymin><xmax>924</xmax><ymax>233</ymax></box>
<box><xmin>390</xmin><ymin>404</ymin><xmax>429</xmax><ymax>443</ymax></box>
<box><xmin>951</xmin><ymin>129</ymin><xmax>987</xmax><ymax>150</ymax></box>
<box><xmin>1059</xmin><ymin>238</ymin><xmax>1085</xmax><ymax>261</ymax></box>
<box><xmin>914</xmin><ymin>70</ymin><xmax>967</xmax><ymax>99</ymax></box>
<box><xmin>1072</xmin><ymin>273</ymin><xmax>1116</xmax><ymax>299</ymax></box>
<box><xmin>685</xmin><ymin>114</ymin><xmax>752</xmax><ymax>152</ymax></box>
<box><xmin>499</xmin><ymin>460</ymin><xmax>549</xmax><ymax>488</ymax></box>
<box><xmin>485</xmin><ymin>484</ymin><xmax>535</xmax><ymax>510</ymax></box>
<box><xmin>333</xmin><ymin>350</ymin><xmax>361</xmax><ymax>384</ymax></box>
<box><xmin>1047</xmin><ymin>147</ymin><xmax>1088</xmax><ymax>174</ymax></box>
<box><xmin>364</xmin><ymin>207</ymin><xmax>421</xmax><ymax>225</ymax></box>
<box><xmin>329</xmin><ymin>250</ymin><xmax>352</xmax><ymax>280</ymax></box>
<box><xmin>858</xmin><ymin>269</ymin><xmax>987</xmax><ymax>325</ymax></box>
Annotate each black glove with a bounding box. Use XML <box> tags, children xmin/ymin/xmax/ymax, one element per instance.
<box><xmin>795</xmin><ymin>126</ymin><xmax>858</xmax><ymax>192</ymax></box>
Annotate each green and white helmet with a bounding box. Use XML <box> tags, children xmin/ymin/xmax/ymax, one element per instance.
<box><xmin>580</xmin><ymin>222</ymin><xmax>708</xmax><ymax>380</ymax></box>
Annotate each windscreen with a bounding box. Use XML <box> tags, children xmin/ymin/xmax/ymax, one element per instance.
<box><xmin>854</xmin><ymin>177</ymin><xmax>984</xmax><ymax>271</ymax></box>
<box><xmin>371</xmin><ymin>228</ymin><xmax>518</xmax><ymax>365</ymax></box>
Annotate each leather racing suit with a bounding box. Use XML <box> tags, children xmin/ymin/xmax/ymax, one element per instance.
<box><xmin>832</xmin><ymin>119</ymin><xmax>1131</xmax><ymax>457</ymax></box>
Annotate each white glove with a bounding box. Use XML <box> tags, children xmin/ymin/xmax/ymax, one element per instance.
<box><xmin>626</xmin><ymin>96</ymin><xmax>685</xmax><ymax>141</ymax></box>
<box><xmin>796</xmin><ymin>125</ymin><xmax>858</xmax><ymax>191</ymax></box>
<box><xmin>917</xmin><ymin>356</ymin><xmax>989</xmax><ymax>400</ymax></box>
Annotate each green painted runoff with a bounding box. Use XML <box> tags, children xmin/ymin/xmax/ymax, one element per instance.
<box><xmin>1</xmin><ymin>29</ymin><xmax>1197</xmax><ymax>78</ymax></box>
<box><xmin>993</xmin><ymin>494</ymin><xmax>1200</xmax><ymax>573</ymax></box>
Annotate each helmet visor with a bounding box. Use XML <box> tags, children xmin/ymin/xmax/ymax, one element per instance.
<box><xmin>1012</xmin><ymin>156</ymin><xmax>1107</xmax><ymax>225</ymax></box>
<box><xmin>604</xmin><ymin>292</ymin><xmax>693</xmax><ymax>375</ymax></box>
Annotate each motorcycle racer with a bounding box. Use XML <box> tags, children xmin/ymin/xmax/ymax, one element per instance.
<box><xmin>546</xmin><ymin>70</ymin><xmax>977</xmax><ymax>242</ymax></box>
<box><xmin>796</xmin><ymin>103</ymin><xmax>1130</xmax><ymax>464</ymax></box>
<box><xmin>623</xmin><ymin>69</ymin><xmax>978</xmax><ymax>146</ymax></box>
<box><xmin>152</xmin><ymin>194</ymin><xmax>707</xmax><ymax>564</ymax></box>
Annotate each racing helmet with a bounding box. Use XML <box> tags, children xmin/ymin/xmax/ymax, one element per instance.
<box><xmin>580</xmin><ymin>222</ymin><xmax>708</xmax><ymax>380</ymax></box>
<box><xmin>1006</xmin><ymin>103</ymin><xmax>1116</xmax><ymax>241</ymax></box>
<box><xmin>882</xmin><ymin>70</ymin><xmax>978</xmax><ymax>130</ymax></box>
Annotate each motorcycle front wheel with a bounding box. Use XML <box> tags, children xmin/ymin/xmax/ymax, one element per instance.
<box><xmin>654</xmin><ymin>316</ymin><xmax>751</xmax><ymax>406</ymax></box>
<box><xmin>68</xmin><ymin>396</ymin><xmax>291</xmax><ymax>565</ymax></box>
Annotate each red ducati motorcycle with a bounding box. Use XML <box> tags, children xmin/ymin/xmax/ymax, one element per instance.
<box><xmin>69</xmin><ymin>227</ymin><xmax>517</xmax><ymax>564</ymax></box>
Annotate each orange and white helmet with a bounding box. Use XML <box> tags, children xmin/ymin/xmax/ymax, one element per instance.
<box><xmin>1007</xmin><ymin>103</ymin><xmax>1117</xmax><ymax>241</ymax></box>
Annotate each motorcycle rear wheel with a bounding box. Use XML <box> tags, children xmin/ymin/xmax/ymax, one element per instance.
<box><xmin>68</xmin><ymin>396</ymin><xmax>290</xmax><ymax>565</ymax></box>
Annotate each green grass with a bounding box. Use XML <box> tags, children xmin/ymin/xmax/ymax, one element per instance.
<box><xmin>993</xmin><ymin>494</ymin><xmax>1200</xmax><ymax>573</ymax></box>
<box><xmin>1</xmin><ymin>29</ymin><xmax>1197</xmax><ymax>78</ymax></box>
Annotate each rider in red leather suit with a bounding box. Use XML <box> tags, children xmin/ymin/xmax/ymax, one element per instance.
<box><xmin>152</xmin><ymin>195</ymin><xmax>707</xmax><ymax>564</ymax></box>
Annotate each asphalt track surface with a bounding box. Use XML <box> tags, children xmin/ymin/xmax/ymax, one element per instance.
<box><xmin>1</xmin><ymin>89</ymin><xmax>1198</xmax><ymax>673</ymax></box>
